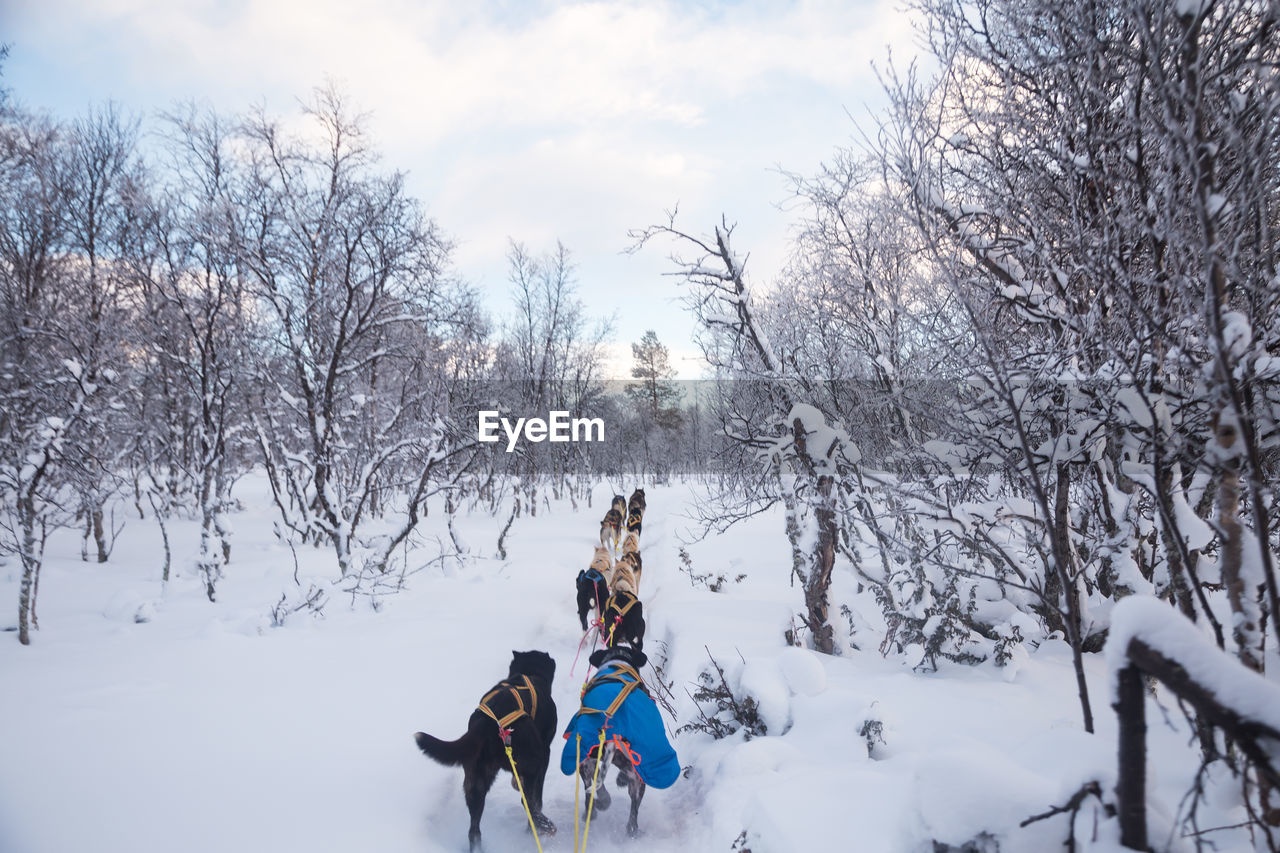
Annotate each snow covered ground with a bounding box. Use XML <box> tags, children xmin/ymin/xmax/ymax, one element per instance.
<box><xmin>0</xmin><ymin>479</ymin><xmax>1257</xmax><ymax>852</ymax></box>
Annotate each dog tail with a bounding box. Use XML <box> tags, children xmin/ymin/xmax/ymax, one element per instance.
<box><xmin>414</xmin><ymin>728</ymin><xmax>479</xmax><ymax>767</ymax></box>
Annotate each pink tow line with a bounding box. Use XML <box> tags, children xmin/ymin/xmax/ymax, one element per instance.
<box><xmin>570</xmin><ymin>620</ymin><xmax>603</xmax><ymax>677</ymax></box>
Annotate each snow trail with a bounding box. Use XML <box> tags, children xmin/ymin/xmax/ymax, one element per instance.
<box><xmin>0</xmin><ymin>480</ymin><xmax>1263</xmax><ymax>851</ymax></box>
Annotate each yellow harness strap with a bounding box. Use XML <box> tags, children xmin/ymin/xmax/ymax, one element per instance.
<box><xmin>476</xmin><ymin>675</ymin><xmax>538</xmax><ymax>731</ymax></box>
<box><xmin>579</xmin><ymin>664</ymin><xmax>646</xmax><ymax>718</ymax></box>
<box><xmin>606</xmin><ymin>592</ymin><xmax>638</xmax><ymax>621</ymax></box>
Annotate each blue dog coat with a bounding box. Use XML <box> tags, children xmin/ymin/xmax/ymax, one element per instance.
<box><xmin>560</xmin><ymin>661</ymin><xmax>679</xmax><ymax>789</ymax></box>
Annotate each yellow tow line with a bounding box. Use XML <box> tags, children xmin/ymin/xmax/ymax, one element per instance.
<box><xmin>574</xmin><ymin>728</ymin><xmax>609</xmax><ymax>853</ymax></box>
<box><xmin>503</xmin><ymin>741</ymin><xmax>545</xmax><ymax>853</ymax></box>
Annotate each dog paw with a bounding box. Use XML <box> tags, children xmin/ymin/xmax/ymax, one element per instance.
<box><xmin>627</xmin><ymin>822</ymin><xmax>643</xmax><ymax>838</ymax></box>
<box><xmin>533</xmin><ymin>813</ymin><xmax>556</xmax><ymax>835</ymax></box>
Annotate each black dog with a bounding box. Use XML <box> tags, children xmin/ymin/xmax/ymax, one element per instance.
<box><xmin>602</xmin><ymin>589</ymin><xmax>644</xmax><ymax>651</ymax></box>
<box><xmin>576</xmin><ymin>566</ymin><xmax>610</xmax><ymax>631</ymax></box>
<box><xmin>414</xmin><ymin>650</ymin><xmax>558</xmax><ymax>852</ymax></box>
<box><xmin>626</xmin><ymin>488</ymin><xmax>646</xmax><ymax>534</ymax></box>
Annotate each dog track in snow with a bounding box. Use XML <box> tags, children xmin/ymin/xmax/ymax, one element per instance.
<box><xmin>549</xmin><ymin>505</ymin><xmax>709</xmax><ymax>853</ymax></box>
<box><xmin>420</xmin><ymin>497</ymin><xmax>710</xmax><ymax>853</ymax></box>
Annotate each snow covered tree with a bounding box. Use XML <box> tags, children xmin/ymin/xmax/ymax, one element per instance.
<box><xmin>239</xmin><ymin>85</ymin><xmax>468</xmax><ymax>579</ymax></box>
<box><xmin>767</xmin><ymin>155</ymin><xmax>1016</xmax><ymax>670</ymax></box>
<box><xmin>490</xmin><ymin>239</ymin><xmax>612</xmax><ymax>507</ymax></box>
<box><xmin>53</xmin><ymin>107</ymin><xmax>140</xmax><ymax>566</ymax></box>
<box><xmin>129</xmin><ymin>103</ymin><xmax>252</xmax><ymax>599</ymax></box>
<box><xmin>877</xmin><ymin>0</ymin><xmax>1280</xmax><ymax>730</ymax></box>
<box><xmin>0</xmin><ymin>103</ymin><xmax>139</xmax><ymax>642</ymax></box>
<box><xmin>0</xmin><ymin>107</ymin><xmax>73</xmax><ymax>645</ymax></box>
<box><xmin>631</xmin><ymin>217</ymin><xmax>853</xmax><ymax>654</ymax></box>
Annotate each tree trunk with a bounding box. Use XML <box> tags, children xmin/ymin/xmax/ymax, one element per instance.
<box><xmin>779</xmin><ymin>461</ymin><xmax>806</xmax><ymax>590</ymax></box>
<box><xmin>1115</xmin><ymin>664</ymin><xmax>1147</xmax><ymax>851</ymax></box>
<box><xmin>16</xmin><ymin>494</ymin><xmax>40</xmax><ymax>646</ymax></box>
<box><xmin>1154</xmin><ymin>462</ymin><xmax>1198</xmax><ymax>623</ymax></box>
<box><xmin>496</xmin><ymin>494</ymin><xmax>520</xmax><ymax>560</ymax></box>
<box><xmin>806</xmin><ymin>472</ymin><xmax>838</xmax><ymax>655</ymax></box>
<box><xmin>92</xmin><ymin>504</ymin><xmax>107</xmax><ymax>563</ymax></box>
<box><xmin>792</xmin><ymin>416</ymin><xmax>838</xmax><ymax>655</ymax></box>
<box><xmin>80</xmin><ymin>504</ymin><xmax>91</xmax><ymax>562</ymax></box>
<box><xmin>198</xmin><ymin>506</ymin><xmax>221</xmax><ymax>601</ymax></box>
<box><xmin>446</xmin><ymin>489</ymin><xmax>466</xmax><ymax>558</ymax></box>
<box><xmin>1217</xmin><ymin>419</ymin><xmax>1262</xmax><ymax>673</ymax></box>
<box><xmin>1053</xmin><ymin>462</ymin><xmax>1095</xmax><ymax>733</ymax></box>
<box><xmin>148</xmin><ymin>492</ymin><xmax>172</xmax><ymax>585</ymax></box>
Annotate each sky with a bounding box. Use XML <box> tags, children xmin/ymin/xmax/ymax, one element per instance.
<box><xmin>0</xmin><ymin>0</ymin><xmax>919</xmax><ymax>378</ymax></box>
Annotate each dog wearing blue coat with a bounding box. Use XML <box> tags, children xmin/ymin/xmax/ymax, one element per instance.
<box><xmin>561</xmin><ymin>646</ymin><xmax>678</xmax><ymax>837</ymax></box>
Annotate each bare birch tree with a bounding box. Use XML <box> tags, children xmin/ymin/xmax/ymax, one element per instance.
<box><xmin>240</xmin><ymin>84</ymin><xmax>466</xmax><ymax>579</ymax></box>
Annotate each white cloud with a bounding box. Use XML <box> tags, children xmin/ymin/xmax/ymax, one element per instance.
<box><xmin>6</xmin><ymin>0</ymin><xmax>921</xmax><ymax>371</ymax></box>
<box><xmin>13</xmin><ymin>0</ymin><xmax>914</xmax><ymax>134</ymax></box>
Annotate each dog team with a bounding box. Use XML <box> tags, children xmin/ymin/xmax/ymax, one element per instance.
<box><xmin>414</xmin><ymin>487</ymin><xmax>678</xmax><ymax>852</ymax></box>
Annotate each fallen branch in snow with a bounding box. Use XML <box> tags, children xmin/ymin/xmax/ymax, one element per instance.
<box><xmin>1123</xmin><ymin>638</ymin><xmax>1280</xmax><ymax>788</ymax></box>
<box><xmin>1183</xmin><ymin>819</ymin><xmax>1265</xmax><ymax>837</ymax></box>
<box><xmin>1107</xmin><ymin>597</ymin><xmax>1280</xmax><ymax>849</ymax></box>
<box><xmin>270</xmin><ymin>584</ymin><xmax>327</xmax><ymax>627</ymax></box>
<box><xmin>1020</xmin><ymin>781</ymin><xmax>1103</xmax><ymax>827</ymax></box>
<box><xmin>1020</xmin><ymin>780</ymin><xmax>1105</xmax><ymax>850</ymax></box>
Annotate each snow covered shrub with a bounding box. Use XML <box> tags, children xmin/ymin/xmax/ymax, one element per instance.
<box><xmin>876</xmin><ymin>554</ymin><xmax>989</xmax><ymax>669</ymax></box>
<box><xmin>269</xmin><ymin>584</ymin><xmax>327</xmax><ymax>627</ymax></box>
<box><xmin>678</xmin><ymin>545</ymin><xmax>745</xmax><ymax>592</ymax></box>
<box><xmin>859</xmin><ymin>713</ymin><xmax>886</xmax><ymax>759</ymax></box>
<box><xmin>932</xmin><ymin>831</ymin><xmax>999</xmax><ymax>852</ymax></box>
<box><xmin>838</xmin><ymin>603</ymin><xmax>860</xmax><ymax>650</ymax></box>
<box><xmin>678</xmin><ymin>648</ymin><xmax>768</xmax><ymax>740</ymax></box>
<box><xmin>992</xmin><ymin>625</ymin><xmax>1024</xmax><ymax>668</ymax></box>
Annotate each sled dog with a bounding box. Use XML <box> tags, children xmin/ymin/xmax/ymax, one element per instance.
<box><xmin>413</xmin><ymin>650</ymin><xmax>558</xmax><ymax>852</ymax></box>
<box><xmin>562</xmin><ymin>646</ymin><xmax>679</xmax><ymax>837</ymax></box>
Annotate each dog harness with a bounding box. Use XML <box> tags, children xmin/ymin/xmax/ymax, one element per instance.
<box><xmin>478</xmin><ymin>675</ymin><xmax>547</xmax><ymax>852</ymax></box>
<box><xmin>476</xmin><ymin>675</ymin><xmax>539</xmax><ymax>734</ymax></box>
<box><xmin>605</xmin><ymin>591</ymin><xmax>638</xmax><ymax>620</ymax></box>
<box><xmin>578</xmin><ymin>663</ymin><xmax>648</xmax><ymax>717</ymax></box>
<box><xmin>560</xmin><ymin>661</ymin><xmax>679</xmax><ymax>789</ymax></box>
